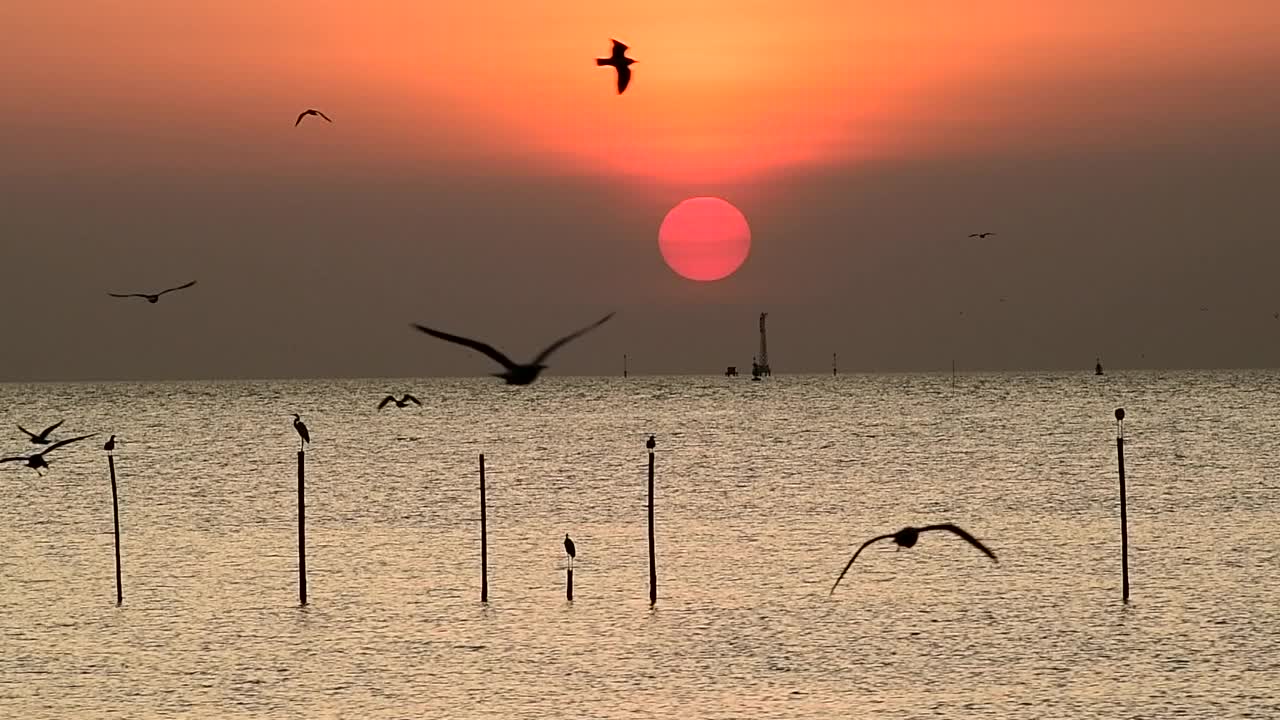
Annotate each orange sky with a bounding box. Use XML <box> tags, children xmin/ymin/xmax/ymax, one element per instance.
<box><xmin>4</xmin><ymin>1</ymin><xmax>1278</xmax><ymax>185</ymax></box>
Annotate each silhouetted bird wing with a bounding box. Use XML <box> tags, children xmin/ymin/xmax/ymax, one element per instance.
<box><xmin>531</xmin><ymin>312</ymin><xmax>617</xmax><ymax>365</ymax></box>
<box><xmin>108</xmin><ymin>293</ymin><xmax>152</xmax><ymax>299</ymax></box>
<box><xmin>295</xmin><ymin>110</ymin><xmax>311</xmax><ymax>126</ymax></box>
<box><xmin>41</xmin><ymin>434</ymin><xmax>95</xmax><ymax>456</ymax></box>
<box><xmin>377</xmin><ymin>395</ymin><xmax>396</xmax><ymax>410</ymax></box>
<box><xmin>316</xmin><ymin>110</ymin><xmax>332</xmax><ymax>122</ymax></box>
<box><xmin>616</xmin><ymin>66</ymin><xmax>631</xmax><ymax>94</ymax></box>
<box><xmin>830</xmin><ymin>533</ymin><xmax>896</xmax><ymax>595</ymax></box>
<box><xmin>968</xmin><ymin>233</ymin><xmax>980</xmax><ymax>237</ymax></box>
<box><xmin>0</xmin><ymin>456</ymin><xmax>29</xmax><ymax>463</ymax></box>
<box><xmin>918</xmin><ymin>524</ymin><xmax>998</xmax><ymax>561</ymax></box>
<box><xmin>411</xmin><ymin>325</ymin><xmax>519</xmax><ymax>371</ymax></box>
<box><xmin>16</xmin><ymin>425</ymin><xmax>38</xmax><ymax>441</ymax></box>
<box><xmin>610</xmin><ymin>39</ymin><xmax>628</xmax><ymax>57</ymax></box>
<box><xmin>36</xmin><ymin>419</ymin><xmax>64</xmax><ymax>439</ymax></box>
<box><xmin>157</xmin><ymin>280</ymin><xmax>197</xmax><ymax>296</ymax></box>
<box><xmin>402</xmin><ymin>394</ymin><xmax>421</xmax><ymax>405</ymax></box>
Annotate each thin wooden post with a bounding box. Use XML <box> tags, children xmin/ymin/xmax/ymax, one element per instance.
<box><xmin>479</xmin><ymin>454</ymin><xmax>489</xmax><ymax>603</ymax></box>
<box><xmin>297</xmin><ymin>450</ymin><xmax>307</xmax><ymax>606</ymax></box>
<box><xmin>648</xmin><ymin>450</ymin><xmax>657</xmax><ymax>606</ymax></box>
<box><xmin>1115</xmin><ymin>408</ymin><xmax>1130</xmax><ymax>603</ymax></box>
<box><xmin>566</xmin><ymin>567</ymin><xmax>574</xmax><ymax>601</ymax></box>
<box><xmin>107</xmin><ymin>453</ymin><xmax>123</xmax><ymax>606</ymax></box>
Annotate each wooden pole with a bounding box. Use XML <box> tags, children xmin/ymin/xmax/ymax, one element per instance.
<box><xmin>648</xmin><ymin>450</ymin><xmax>657</xmax><ymax>606</ymax></box>
<box><xmin>1115</xmin><ymin>408</ymin><xmax>1130</xmax><ymax>603</ymax></box>
<box><xmin>107</xmin><ymin>453</ymin><xmax>123</xmax><ymax>606</ymax></box>
<box><xmin>297</xmin><ymin>450</ymin><xmax>307</xmax><ymax>606</ymax></box>
<box><xmin>566</xmin><ymin>567</ymin><xmax>574</xmax><ymax>601</ymax></box>
<box><xmin>479</xmin><ymin>453</ymin><xmax>489</xmax><ymax>603</ymax></box>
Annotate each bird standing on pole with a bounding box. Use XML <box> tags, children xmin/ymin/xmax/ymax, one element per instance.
<box><xmin>292</xmin><ymin>414</ymin><xmax>310</xmax><ymax>451</ymax></box>
<box><xmin>564</xmin><ymin>533</ymin><xmax>576</xmax><ymax>569</ymax></box>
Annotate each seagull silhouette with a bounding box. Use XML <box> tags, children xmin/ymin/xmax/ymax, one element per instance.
<box><xmin>968</xmin><ymin>232</ymin><xmax>996</xmax><ymax>238</ymax></box>
<box><xmin>830</xmin><ymin>524</ymin><xmax>997</xmax><ymax>595</ymax></box>
<box><xmin>292</xmin><ymin>414</ymin><xmax>310</xmax><ymax>450</ymax></box>
<box><xmin>596</xmin><ymin>39</ymin><xmax>637</xmax><ymax>94</ymax></box>
<box><xmin>295</xmin><ymin>109</ymin><xmax>332</xmax><ymax>126</ymax></box>
<box><xmin>564</xmin><ymin>533</ymin><xmax>576</xmax><ymax>569</ymax></box>
<box><xmin>17</xmin><ymin>419</ymin><xmax>64</xmax><ymax>445</ymax></box>
<box><xmin>411</xmin><ymin>312</ymin><xmax>616</xmax><ymax>385</ymax></box>
<box><xmin>377</xmin><ymin>393</ymin><xmax>421</xmax><ymax>410</ymax></box>
<box><xmin>1</xmin><ymin>434</ymin><xmax>95</xmax><ymax>475</ymax></box>
<box><xmin>108</xmin><ymin>280</ymin><xmax>197</xmax><ymax>304</ymax></box>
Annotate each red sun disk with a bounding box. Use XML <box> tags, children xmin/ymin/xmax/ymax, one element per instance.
<box><xmin>658</xmin><ymin>197</ymin><xmax>751</xmax><ymax>282</ymax></box>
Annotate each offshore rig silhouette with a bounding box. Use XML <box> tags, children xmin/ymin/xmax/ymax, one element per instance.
<box><xmin>725</xmin><ymin>313</ymin><xmax>772</xmax><ymax>380</ymax></box>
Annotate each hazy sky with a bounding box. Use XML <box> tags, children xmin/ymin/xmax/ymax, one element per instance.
<box><xmin>3</xmin><ymin>2</ymin><xmax>1280</xmax><ymax>381</ymax></box>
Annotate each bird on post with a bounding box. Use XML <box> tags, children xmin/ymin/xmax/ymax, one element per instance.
<box><xmin>564</xmin><ymin>533</ymin><xmax>576</xmax><ymax>569</ymax></box>
<box><xmin>646</xmin><ymin>435</ymin><xmax>656</xmax><ymax>451</ymax></box>
<box><xmin>104</xmin><ymin>435</ymin><xmax>116</xmax><ymax>453</ymax></box>
<box><xmin>830</xmin><ymin>524</ymin><xmax>997</xmax><ymax>595</ymax></box>
<box><xmin>292</xmin><ymin>414</ymin><xmax>310</xmax><ymax>450</ymax></box>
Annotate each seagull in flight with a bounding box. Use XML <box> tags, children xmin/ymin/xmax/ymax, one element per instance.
<box><xmin>411</xmin><ymin>312</ymin><xmax>616</xmax><ymax>385</ymax></box>
<box><xmin>377</xmin><ymin>393</ymin><xmax>422</xmax><ymax>410</ymax></box>
<box><xmin>17</xmin><ymin>419</ymin><xmax>64</xmax><ymax>445</ymax></box>
<box><xmin>1</xmin><ymin>434</ymin><xmax>95</xmax><ymax>475</ymax></box>
<box><xmin>968</xmin><ymin>232</ymin><xmax>996</xmax><ymax>238</ymax></box>
<box><xmin>108</xmin><ymin>280</ymin><xmax>197</xmax><ymax>304</ymax></box>
<box><xmin>295</xmin><ymin>109</ymin><xmax>332</xmax><ymax>126</ymax></box>
<box><xmin>830</xmin><ymin>523</ymin><xmax>997</xmax><ymax>595</ymax></box>
<box><xmin>596</xmin><ymin>39</ymin><xmax>637</xmax><ymax>94</ymax></box>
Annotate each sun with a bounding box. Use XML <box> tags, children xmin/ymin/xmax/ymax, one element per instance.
<box><xmin>657</xmin><ymin>197</ymin><xmax>752</xmax><ymax>282</ymax></box>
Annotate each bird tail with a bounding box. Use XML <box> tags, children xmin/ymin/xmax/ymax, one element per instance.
<box><xmin>595</xmin><ymin>58</ymin><xmax>608</xmax><ymax>66</ymax></box>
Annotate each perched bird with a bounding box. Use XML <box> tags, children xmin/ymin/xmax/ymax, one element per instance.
<box><xmin>103</xmin><ymin>435</ymin><xmax>116</xmax><ymax>453</ymax></box>
<box><xmin>830</xmin><ymin>523</ymin><xmax>997</xmax><ymax>595</ymax></box>
<box><xmin>968</xmin><ymin>232</ymin><xmax>996</xmax><ymax>238</ymax></box>
<box><xmin>1</xmin><ymin>434</ymin><xmax>95</xmax><ymax>475</ymax></box>
<box><xmin>17</xmin><ymin>419</ymin><xmax>64</xmax><ymax>445</ymax></box>
<box><xmin>564</xmin><ymin>533</ymin><xmax>576</xmax><ymax>568</ymax></box>
<box><xmin>596</xmin><ymin>39</ymin><xmax>637</xmax><ymax>94</ymax></box>
<box><xmin>108</xmin><ymin>280</ymin><xmax>197</xmax><ymax>304</ymax></box>
<box><xmin>377</xmin><ymin>393</ymin><xmax>422</xmax><ymax>410</ymax></box>
<box><xmin>295</xmin><ymin>109</ymin><xmax>332</xmax><ymax>126</ymax></box>
<box><xmin>646</xmin><ymin>434</ymin><xmax>656</xmax><ymax>451</ymax></box>
<box><xmin>292</xmin><ymin>414</ymin><xmax>310</xmax><ymax>450</ymax></box>
<box><xmin>411</xmin><ymin>312</ymin><xmax>616</xmax><ymax>385</ymax></box>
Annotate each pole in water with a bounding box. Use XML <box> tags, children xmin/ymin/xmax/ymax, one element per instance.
<box><xmin>832</xmin><ymin>353</ymin><xmax>838</xmax><ymax>377</ymax></box>
<box><xmin>1115</xmin><ymin>408</ymin><xmax>1130</xmax><ymax>603</ymax></box>
<box><xmin>623</xmin><ymin>353</ymin><xmax>628</xmax><ymax>378</ymax></box>
<box><xmin>106</xmin><ymin>450</ymin><xmax>123</xmax><ymax>606</ymax></box>
<box><xmin>951</xmin><ymin>359</ymin><xmax>956</xmax><ymax>387</ymax></box>
<box><xmin>479</xmin><ymin>453</ymin><xmax>489</xmax><ymax>603</ymax></box>
<box><xmin>648</xmin><ymin>449</ymin><xmax>657</xmax><ymax>606</ymax></box>
<box><xmin>566</xmin><ymin>567</ymin><xmax>574</xmax><ymax>601</ymax></box>
<box><xmin>297</xmin><ymin>449</ymin><xmax>307</xmax><ymax>606</ymax></box>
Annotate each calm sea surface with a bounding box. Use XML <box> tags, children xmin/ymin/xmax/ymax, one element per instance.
<box><xmin>1</xmin><ymin>372</ymin><xmax>1278</xmax><ymax>719</ymax></box>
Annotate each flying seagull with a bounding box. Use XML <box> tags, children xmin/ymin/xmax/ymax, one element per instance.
<box><xmin>830</xmin><ymin>523</ymin><xmax>997</xmax><ymax>595</ymax></box>
<box><xmin>378</xmin><ymin>393</ymin><xmax>422</xmax><ymax>410</ymax></box>
<box><xmin>596</xmin><ymin>39</ymin><xmax>637</xmax><ymax>94</ymax></box>
<box><xmin>410</xmin><ymin>312</ymin><xmax>616</xmax><ymax>385</ymax></box>
<box><xmin>968</xmin><ymin>232</ymin><xmax>996</xmax><ymax>238</ymax></box>
<box><xmin>564</xmin><ymin>533</ymin><xmax>576</xmax><ymax>569</ymax></box>
<box><xmin>18</xmin><ymin>419</ymin><xmax>64</xmax><ymax>445</ymax></box>
<box><xmin>0</xmin><ymin>434</ymin><xmax>95</xmax><ymax>475</ymax></box>
<box><xmin>295</xmin><ymin>109</ymin><xmax>332</xmax><ymax>126</ymax></box>
<box><xmin>108</xmin><ymin>280</ymin><xmax>197</xmax><ymax>304</ymax></box>
<box><xmin>292</xmin><ymin>414</ymin><xmax>310</xmax><ymax>450</ymax></box>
